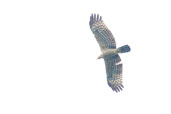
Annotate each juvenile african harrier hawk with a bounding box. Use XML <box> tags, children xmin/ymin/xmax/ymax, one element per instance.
<box><xmin>89</xmin><ymin>14</ymin><xmax>131</xmax><ymax>92</ymax></box>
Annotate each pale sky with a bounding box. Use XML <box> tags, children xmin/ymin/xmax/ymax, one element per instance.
<box><xmin>0</xmin><ymin>0</ymin><xmax>171</xmax><ymax>114</ymax></box>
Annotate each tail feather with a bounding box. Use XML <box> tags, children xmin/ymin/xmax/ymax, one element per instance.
<box><xmin>118</xmin><ymin>45</ymin><xmax>131</xmax><ymax>53</ymax></box>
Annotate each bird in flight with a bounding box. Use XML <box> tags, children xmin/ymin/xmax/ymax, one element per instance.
<box><xmin>89</xmin><ymin>14</ymin><xmax>131</xmax><ymax>92</ymax></box>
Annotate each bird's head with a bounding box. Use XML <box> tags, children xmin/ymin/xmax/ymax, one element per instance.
<box><xmin>97</xmin><ymin>54</ymin><xmax>104</xmax><ymax>59</ymax></box>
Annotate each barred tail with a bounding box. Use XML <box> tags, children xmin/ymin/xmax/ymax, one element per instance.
<box><xmin>118</xmin><ymin>45</ymin><xmax>131</xmax><ymax>53</ymax></box>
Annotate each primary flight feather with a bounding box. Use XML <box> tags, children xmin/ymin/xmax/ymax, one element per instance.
<box><xmin>89</xmin><ymin>14</ymin><xmax>131</xmax><ymax>92</ymax></box>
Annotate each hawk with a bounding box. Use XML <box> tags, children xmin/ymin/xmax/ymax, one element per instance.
<box><xmin>89</xmin><ymin>14</ymin><xmax>131</xmax><ymax>92</ymax></box>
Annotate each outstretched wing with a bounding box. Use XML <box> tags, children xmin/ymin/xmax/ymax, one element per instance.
<box><xmin>89</xmin><ymin>14</ymin><xmax>116</xmax><ymax>51</ymax></box>
<box><xmin>104</xmin><ymin>55</ymin><xmax>124</xmax><ymax>92</ymax></box>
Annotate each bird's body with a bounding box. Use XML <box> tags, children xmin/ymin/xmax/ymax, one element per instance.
<box><xmin>97</xmin><ymin>49</ymin><xmax>118</xmax><ymax>59</ymax></box>
<box><xmin>89</xmin><ymin>14</ymin><xmax>130</xmax><ymax>92</ymax></box>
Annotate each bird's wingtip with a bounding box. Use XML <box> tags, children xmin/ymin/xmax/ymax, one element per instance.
<box><xmin>89</xmin><ymin>13</ymin><xmax>102</xmax><ymax>29</ymax></box>
<box><xmin>111</xmin><ymin>84</ymin><xmax>124</xmax><ymax>92</ymax></box>
<box><xmin>108</xmin><ymin>80</ymin><xmax>124</xmax><ymax>93</ymax></box>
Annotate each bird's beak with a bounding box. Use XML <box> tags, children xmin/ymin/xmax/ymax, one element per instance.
<box><xmin>97</xmin><ymin>56</ymin><xmax>101</xmax><ymax>60</ymax></box>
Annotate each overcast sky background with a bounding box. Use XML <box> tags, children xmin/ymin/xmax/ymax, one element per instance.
<box><xmin>0</xmin><ymin>0</ymin><xmax>171</xmax><ymax>114</ymax></box>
